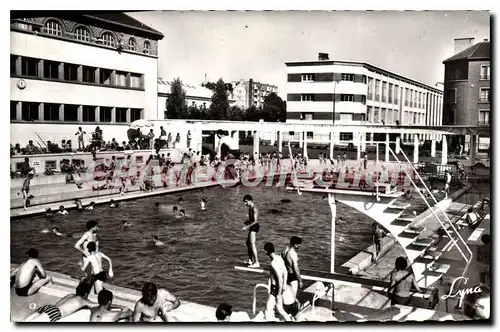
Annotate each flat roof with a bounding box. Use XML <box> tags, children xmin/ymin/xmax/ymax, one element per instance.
<box><xmin>285</xmin><ymin>60</ymin><xmax>443</xmax><ymax>94</ymax></box>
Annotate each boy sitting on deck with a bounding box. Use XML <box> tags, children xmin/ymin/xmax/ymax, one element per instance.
<box><xmin>81</xmin><ymin>242</ymin><xmax>114</xmax><ymax>295</ymax></box>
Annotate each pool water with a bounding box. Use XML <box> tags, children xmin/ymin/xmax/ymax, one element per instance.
<box><xmin>10</xmin><ymin>184</ymin><xmax>437</xmax><ymax>313</ymax></box>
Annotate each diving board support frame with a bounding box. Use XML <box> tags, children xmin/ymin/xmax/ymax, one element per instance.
<box><xmin>328</xmin><ymin>193</ymin><xmax>336</xmax><ymax>274</ymax></box>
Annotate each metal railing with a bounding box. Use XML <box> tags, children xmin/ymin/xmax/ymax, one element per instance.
<box><xmin>389</xmin><ymin>147</ymin><xmax>473</xmax><ymax>278</ymax></box>
<box><xmin>252</xmin><ymin>282</ymin><xmax>270</xmax><ymax>315</ymax></box>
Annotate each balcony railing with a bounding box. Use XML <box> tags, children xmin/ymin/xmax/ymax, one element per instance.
<box><xmin>479</xmin><ymin>97</ymin><xmax>490</xmax><ymax>103</ymax></box>
<box><xmin>480</xmin><ymin>75</ymin><xmax>490</xmax><ymax>80</ymax></box>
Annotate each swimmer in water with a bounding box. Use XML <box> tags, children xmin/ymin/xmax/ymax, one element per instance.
<box><xmin>85</xmin><ymin>202</ymin><xmax>95</xmax><ymax>211</ymax></box>
<box><xmin>57</xmin><ymin>205</ymin><xmax>68</xmax><ymax>215</ymax></box>
<box><xmin>109</xmin><ymin>200</ymin><xmax>118</xmax><ymax>208</ymax></box>
<box><xmin>120</xmin><ymin>221</ymin><xmax>132</xmax><ymax>228</ymax></box>
<box><xmin>154</xmin><ymin>202</ymin><xmax>160</xmax><ymax>208</ymax></box>
<box><xmin>52</xmin><ymin>227</ymin><xmax>66</xmax><ymax>237</ymax></box>
<box><xmin>173</xmin><ymin>206</ymin><xmax>178</xmax><ymax>214</ymax></box>
<box><xmin>152</xmin><ymin>236</ymin><xmax>165</xmax><ymax>247</ymax></box>
<box><xmin>45</xmin><ymin>208</ymin><xmax>53</xmax><ymax>218</ymax></box>
<box><xmin>176</xmin><ymin>209</ymin><xmax>186</xmax><ymax>218</ymax></box>
<box><xmin>200</xmin><ymin>198</ymin><xmax>207</xmax><ymax>211</ymax></box>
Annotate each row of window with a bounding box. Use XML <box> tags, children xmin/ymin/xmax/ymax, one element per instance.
<box><xmin>445</xmin><ymin>63</ymin><xmax>490</xmax><ymax>81</ymax></box>
<box><xmin>15</xmin><ymin>19</ymin><xmax>152</xmax><ymax>54</ymax></box>
<box><xmin>298</xmin><ymin>113</ymin><xmax>365</xmax><ymax>122</ymax></box>
<box><xmin>300</xmin><ymin>94</ymin><xmax>366</xmax><ymax>103</ymax></box>
<box><xmin>300</xmin><ymin>73</ymin><xmax>366</xmax><ymax>83</ymax></box>
<box><xmin>11</xmin><ymin>54</ymin><xmax>144</xmax><ymax>90</ymax></box>
<box><xmin>444</xmin><ymin>88</ymin><xmax>491</xmax><ymax>104</ymax></box>
<box><xmin>10</xmin><ymin>100</ymin><xmax>143</xmax><ymax>123</ymax></box>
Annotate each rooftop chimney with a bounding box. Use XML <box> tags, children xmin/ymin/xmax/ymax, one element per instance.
<box><xmin>454</xmin><ymin>37</ymin><xmax>475</xmax><ymax>55</ymax></box>
<box><xmin>318</xmin><ymin>53</ymin><xmax>329</xmax><ymax>61</ymax></box>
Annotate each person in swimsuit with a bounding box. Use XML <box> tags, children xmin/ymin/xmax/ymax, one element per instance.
<box><xmin>22</xmin><ymin>172</ymin><xmax>34</xmax><ymax>210</ymax></box>
<box><xmin>109</xmin><ymin>199</ymin><xmax>118</xmax><ymax>208</ymax></box>
<box><xmin>243</xmin><ymin>194</ymin><xmax>260</xmax><ymax>268</ymax></box>
<box><xmin>281</xmin><ymin>236</ymin><xmax>303</xmax><ymax>299</ymax></box>
<box><xmin>264</xmin><ymin>242</ymin><xmax>291</xmax><ymax>322</ymax></box>
<box><xmin>45</xmin><ymin>208</ymin><xmax>53</xmax><ymax>218</ymax></box>
<box><xmin>216</xmin><ymin>129</ymin><xmax>241</xmax><ymax>159</ymax></box>
<box><xmin>120</xmin><ymin>221</ymin><xmax>133</xmax><ymax>228</ymax></box>
<box><xmin>57</xmin><ymin>205</ymin><xmax>69</xmax><ymax>215</ymax></box>
<box><xmin>215</xmin><ymin>303</ymin><xmax>233</xmax><ymax>322</ymax></box>
<box><xmin>74</xmin><ymin>220</ymin><xmax>99</xmax><ymax>268</ymax></box>
<box><xmin>388</xmin><ymin>256</ymin><xmax>423</xmax><ymax>305</ymax></box>
<box><xmin>444</xmin><ymin>170</ymin><xmax>452</xmax><ymax>199</ymax></box>
<box><xmin>11</xmin><ymin>248</ymin><xmax>52</xmax><ymax>297</ymax></box>
<box><xmin>132</xmin><ymin>282</ymin><xmax>180</xmax><ymax>322</ymax></box>
<box><xmin>372</xmin><ymin>223</ymin><xmax>386</xmax><ymax>263</ymax></box>
<box><xmin>85</xmin><ymin>202</ymin><xmax>95</xmax><ymax>211</ymax></box>
<box><xmin>200</xmin><ymin>198</ymin><xmax>207</xmax><ymax>211</ymax></box>
<box><xmin>152</xmin><ymin>236</ymin><xmax>165</xmax><ymax>247</ymax></box>
<box><xmin>282</xmin><ymin>284</ymin><xmax>300</xmax><ymax>321</ymax></box>
<box><xmin>82</xmin><ymin>241</ymin><xmax>114</xmax><ymax>295</ymax></box>
<box><xmin>75</xmin><ymin>199</ymin><xmax>84</xmax><ymax>211</ymax></box>
<box><xmin>22</xmin><ymin>281</ymin><xmax>98</xmax><ymax>322</ymax></box>
<box><xmin>90</xmin><ymin>289</ymin><xmax>133</xmax><ymax>322</ymax></box>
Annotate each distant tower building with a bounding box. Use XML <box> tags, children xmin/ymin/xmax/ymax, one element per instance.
<box><xmin>231</xmin><ymin>79</ymin><xmax>278</xmax><ymax>109</ymax></box>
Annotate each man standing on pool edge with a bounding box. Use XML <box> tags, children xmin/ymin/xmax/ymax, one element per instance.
<box><xmin>243</xmin><ymin>194</ymin><xmax>260</xmax><ymax>268</ymax></box>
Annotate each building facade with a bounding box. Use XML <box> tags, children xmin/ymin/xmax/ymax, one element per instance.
<box><xmin>231</xmin><ymin>79</ymin><xmax>278</xmax><ymax>109</ymax></box>
<box><xmin>285</xmin><ymin>56</ymin><xmax>443</xmax><ymax>144</ymax></box>
<box><xmin>10</xmin><ymin>12</ymin><xmax>164</xmax><ymax>146</ymax></box>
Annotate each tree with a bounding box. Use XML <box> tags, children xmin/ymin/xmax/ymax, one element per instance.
<box><xmin>208</xmin><ymin>78</ymin><xmax>230</xmax><ymax>120</ymax></box>
<box><xmin>262</xmin><ymin>92</ymin><xmax>286</xmax><ymax>122</ymax></box>
<box><xmin>227</xmin><ymin>106</ymin><xmax>244</xmax><ymax>121</ymax></box>
<box><xmin>165</xmin><ymin>78</ymin><xmax>188</xmax><ymax>119</ymax></box>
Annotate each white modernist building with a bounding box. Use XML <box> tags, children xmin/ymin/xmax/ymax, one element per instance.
<box><xmin>10</xmin><ymin>12</ymin><xmax>164</xmax><ymax>146</ymax></box>
<box><xmin>285</xmin><ymin>55</ymin><xmax>443</xmax><ymax>145</ymax></box>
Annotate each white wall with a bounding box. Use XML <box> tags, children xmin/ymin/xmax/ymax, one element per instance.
<box><xmin>287</xmin><ymin>81</ymin><xmax>367</xmax><ymax>95</ymax></box>
<box><xmin>288</xmin><ymin>101</ymin><xmax>365</xmax><ymax>114</ymax></box>
<box><xmin>11</xmin><ymin>31</ymin><xmax>159</xmax><ymax>119</ymax></box>
<box><xmin>287</xmin><ymin>64</ymin><xmax>369</xmax><ymax>75</ymax></box>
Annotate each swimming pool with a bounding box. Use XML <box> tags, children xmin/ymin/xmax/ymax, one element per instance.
<box><xmin>10</xmin><ymin>183</ymin><xmax>453</xmax><ymax>313</ymax></box>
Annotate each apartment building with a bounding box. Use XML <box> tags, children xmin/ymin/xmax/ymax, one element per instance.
<box><xmin>231</xmin><ymin>79</ymin><xmax>278</xmax><ymax>109</ymax></box>
<box><xmin>10</xmin><ymin>11</ymin><xmax>164</xmax><ymax>145</ymax></box>
<box><xmin>285</xmin><ymin>54</ymin><xmax>443</xmax><ymax>144</ymax></box>
<box><xmin>442</xmin><ymin>38</ymin><xmax>490</xmax><ymax>151</ymax></box>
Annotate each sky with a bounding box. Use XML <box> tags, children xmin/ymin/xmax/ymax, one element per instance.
<box><xmin>129</xmin><ymin>10</ymin><xmax>490</xmax><ymax>99</ymax></box>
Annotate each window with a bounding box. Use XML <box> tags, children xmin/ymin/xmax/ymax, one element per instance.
<box><xmin>64</xmin><ymin>63</ymin><xmax>78</xmax><ymax>81</ymax></box>
<box><xmin>130</xmin><ymin>74</ymin><xmax>142</xmax><ymax>89</ymax></box>
<box><xmin>300</xmin><ymin>113</ymin><xmax>313</xmax><ymax>121</ymax></box>
<box><xmin>115</xmin><ymin>71</ymin><xmax>127</xmax><ymax>87</ymax></box>
<box><xmin>361</xmin><ymin>95</ymin><xmax>366</xmax><ymax>104</ymax></box>
<box><xmin>44</xmin><ymin>20</ymin><xmax>63</xmax><ymax>36</ymax></box>
<box><xmin>100</xmin><ymin>107</ymin><xmax>112</xmax><ymax>122</ymax></box>
<box><xmin>75</xmin><ymin>27</ymin><xmax>91</xmax><ymax>42</ymax></box>
<box><xmin>388</xmin><ymin>109</ymin><xmax>393</xmax><ymax>123</ymax></box>
<box><xmin>381</xmin><ymin>108</ymin><xmax>386</xmax><ymax>122</ymax></box>
<box><xmin>367</xmin><ymin>106</ymin><xmax>373</xmax><ymax>122</ymax></box>
<box><xmin>413</xmin><ymin>112</ymin><xmax>417</xmax><ymax>124</ymax></box>
<box><xmin>394</xmin><ymin>85</ymin><xmax>399</xmax><ymax>104</ymax></box>
<box><xmin>136</xmin><ymin>156</ymin><xmax>144</xmax><ymax>164</ymax></box>
<box><xmin>45</xmin><ymin>161</ymin><xmax>57</xmax><ymax>170</ymax></box>
<box><xmin>306</xmin><ymin>132</ymin><xmax>314</xmax><ymax>139</ymax></box>
<box><xmin>100</xmin><ymin>69</ymin><xmax>112</xmax><ymax>85</ymax></box>
<box><xmin>116</xmin><ymin>108</ymin><xmax>128</xmax><ymax>123</ymax></box>
<box><xmin>11</xmin><ymin>55</ymin><xmax>17</xmax><ymax>75</ymax></box>
<box><xmin>374</xmin><ymin>80</ymin><xmax>380</xmax><ymax>101</ymax></box>
<box><xmin>143</xmin><ymin>41</ymin><xmax>151</xmax><ymax>54</ymax></box>
<box><xmin>340</xmin><ymin>132</ymin><xmax>353</xmax><ymax>141</ymax></box>
<box><xmin>21</xmin><ymin>57</ymin><xmax>39</xmax><ymax>77</ymax></box>
<box><xmin>82</xmin><ymin>106</ymin><xmax>96</xmax><ymax>122</ymax></box>
<box><xmin>367</xmin><ymin>77</ymin><xmax>373</xmax><ymax>100</ymax></box>
<box><xmin>43</xmin><ymin>103</ymin><xmax>60</xmax><ymax>121</ymax></box>
<box><xmin>394</xmin><ymin>110</ymin><xmax>398</xmax><ymax>122</ymax></box>
<box><xmin>340</xmin><ymin>94</ymin><xmax>354</xmax><ymax>102</ymax></box>
<box><xmin>301</xmin><ymin>74</ymin><xmax>314</xmax><ymax>82</ymax></box>
<box><xmin>128</xmin><ymin>38</ymin><xmax>137</xmax><ymax>51</ymax></box>
<box><xmin>101</xmin><ymin>32</ymin><xmax>116</xmax><ymax>47</ymax></box>
<box><xmin>480</xmin><ymin>65</ymin><xmax>490</xmax><ymax>80</ymax></box>
<box><xmin>82</xmin><ymin>66</ymin><xmax>96</xmax><ymax>83</ymax></box>
<box><xmin>362</xmin><ymin>75</ymin><xmax>367</xmax><ymax>84</ymax></box>
<box><xmin>382</xmin><ymin>82</ymin><xmax>388</xmax><ymax>103</ymax></box>
<box><xmin>409</xmin><ymin>90</ymin><xmax>413</xmax><ymax>107</ymax></box>
<box><xmin>374</xmin><ymin>107</ymin><xmax>380</xmax><ymax>122</ymax></box>
<box><xmin>479</xmin><ymin>88</ymin><xmax>490</xmax><ymax>103</ymax></box>
<box><xmin>405</xmin><ymin>88</ymin><xmax>410</xmax><ymax>106</ymax></box>
<box><xmin>340</xmin><ymin>113</ymin><xmax>353</xmax><ymax>121</ymax></box>
<box><xmin>21</xmin><ymin>102</ymin><xmax>39</xmax><ymax>121</ymax></box>
<box><xmin>43</xmin><ymin>60</ymin><xmax>60</xmax><ymax>79</ymax></box>
<box><xmin>341</xmin><ymin>74</ymin><xmax>354</xmax><ymax>82</ymax></box>
<box><xmin>479</xmin><ymin>110</ymin><xmax>490</xmax><ymax>124</ymax></box>
<box><xmin>444</xmin><ymin>89</ymin><xmax>456</xmax><ymax>103</ymax></box>
<box><xmin>64</xmin><ymin>104</ymin><xmax>79</xmax><ymax>122</ymax></box>
<box><xmin>131</xmin><ymin>108</ymin><xmax>142</xmax><ymax>122</ymax></box>
<box><xmin>388</xmin><ymin>83</ymin><xmax>393</xmax><ymax>103</ymax></box>
<box><xmin>11</xmin><ymin>101</ymin><xmax>18</xmax><ymax>120</ymax></box>
<box><xmin>301</xmin><ymin>94</ymin><xmax>314</xmax><ymax>102</ymax></box>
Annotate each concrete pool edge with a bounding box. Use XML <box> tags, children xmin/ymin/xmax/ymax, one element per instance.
<box><xmin>340</xmin><ymin>184</ymin><xmax>472</xmax><ymax>276</ymax></box>
<box><xmin>10</xmin><ymin>264</ymin><xmax>221</xmax><ymax>322</ymax></box>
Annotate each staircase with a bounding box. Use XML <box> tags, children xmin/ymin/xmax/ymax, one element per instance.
<box><xmin>287</xmin><ymin>142</ymin><xmax>474</xmax><ymax>290</ymax></box>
